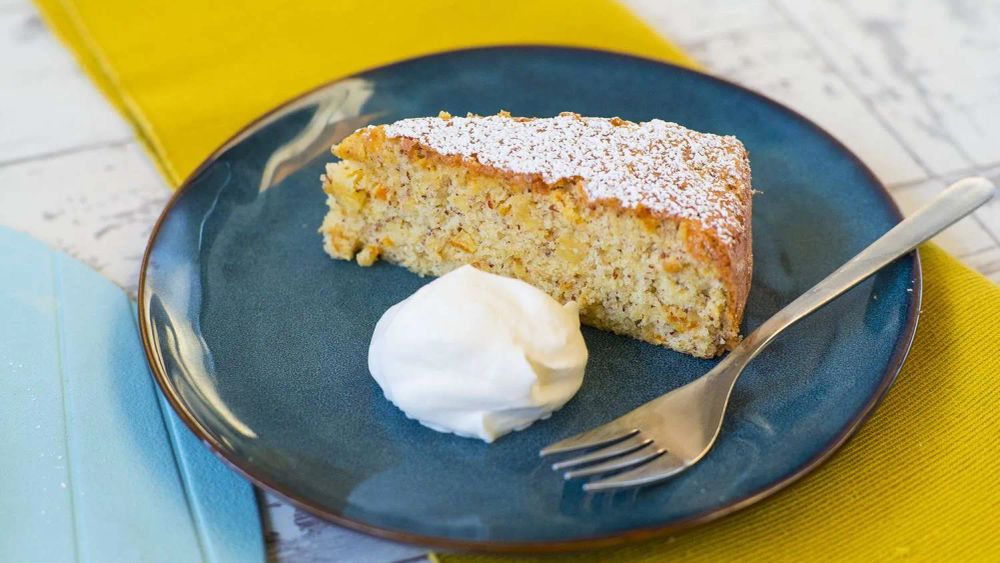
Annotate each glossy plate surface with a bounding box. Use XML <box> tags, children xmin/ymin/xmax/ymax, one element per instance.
<box><xmin>139</xmin><ymin>47</ymin><xmax>919</xmax><ymax>551</ymax></box>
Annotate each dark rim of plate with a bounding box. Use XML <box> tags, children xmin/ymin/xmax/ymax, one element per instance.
<box><xmin>137</xmin><ymin>46</ymin><xmax>923</xmax><ymax>554</ymax></box>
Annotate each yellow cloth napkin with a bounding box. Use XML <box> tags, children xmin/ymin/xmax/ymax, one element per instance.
<box><xmin>34</xmin><ymin>0</ymin><xmax>1000</xmax><ymax>559</ymax></box>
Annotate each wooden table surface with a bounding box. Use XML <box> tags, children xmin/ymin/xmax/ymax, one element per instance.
<box><xmin>2</xmin><ymin>1</ymin><xmax>998</xmax><ymax>560</ymax></box>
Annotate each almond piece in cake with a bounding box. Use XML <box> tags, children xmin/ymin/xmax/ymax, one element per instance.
<box><xmin>320</xmin><ymin>111</ymin><xmax>753</xmax><ymax>358</ymax></box>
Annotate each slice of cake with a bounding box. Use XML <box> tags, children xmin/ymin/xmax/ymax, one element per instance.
<box><xmin>320</xmin><ymin>112</ymin><xmax>753</xmax><ymax>358</ymax></box>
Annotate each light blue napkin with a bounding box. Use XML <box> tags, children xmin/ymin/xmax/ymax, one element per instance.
<box><xmin>0</xmin><ymin>227</ymin><xmax>264</xmax><ymax>563</ymax></box>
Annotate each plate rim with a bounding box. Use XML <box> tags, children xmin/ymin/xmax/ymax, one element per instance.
<box><xmin>137</xmin><ymin>45</ymin><xmax>923</xmax><ymax>553</ymax></box>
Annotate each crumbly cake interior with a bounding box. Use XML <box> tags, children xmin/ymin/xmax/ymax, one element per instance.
<box><xmin>320</xmin><ymin>114</ymin><xmax>750</xmax><ymax>357</ymax></box>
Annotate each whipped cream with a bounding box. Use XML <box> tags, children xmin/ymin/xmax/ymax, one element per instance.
<box><xmin>368</xmin><ymin>265</ymin><xmax>588</xmax><ymax>442</ymax></box>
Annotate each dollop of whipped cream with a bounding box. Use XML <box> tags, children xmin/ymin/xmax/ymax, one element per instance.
<box><xmin>368</xmin><ymin>265</ymin><xmax>588</xmax><ymax>442</ymax></box>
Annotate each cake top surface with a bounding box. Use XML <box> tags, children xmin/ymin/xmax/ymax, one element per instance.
<box><xmin>380</xmin><ymin>112</ymin><xmax>751</xmax><ymax>245</ymax></box>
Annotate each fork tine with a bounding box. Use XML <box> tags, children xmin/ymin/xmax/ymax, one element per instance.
<box><xmin>551</xmin><ymin>435</ymin><xmax>653</xmax><ymax>470</ymax></box>
<box><xmin>539</xmin><ymin>425</ymin><xmax>639</xmax><ymax>457</ymax></box>
<box><xmin>583</xmin><ymin>451</ymin><xmax>689</xmax><ymax>492</ymax></box>
<box><xmin>564</xmin><ymin>446</ymin><xmax>663</xmax><ymax>479</ymax></box>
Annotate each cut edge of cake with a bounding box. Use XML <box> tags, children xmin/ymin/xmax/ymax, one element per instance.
<box><xmin>319</xmin><ymin>111</ymin><xmax>753</xmax><ymax>358</ymax></box>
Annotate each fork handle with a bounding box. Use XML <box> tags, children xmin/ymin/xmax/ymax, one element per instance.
<box><xmin>733</xmin><ymin>176</ymin><xmax>996</xmax><ymax>365</ymax></box>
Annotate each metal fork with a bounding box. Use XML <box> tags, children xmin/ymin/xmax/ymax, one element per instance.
<box><xmin>541</xmin><ymin>176</ymin><xmax>996</xmax><ymax>492</ymax></box>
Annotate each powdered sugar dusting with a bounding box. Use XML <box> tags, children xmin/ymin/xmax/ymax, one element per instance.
<box><xmin>380</xmin><ymin>113</ymin><xmax>752</xmax><ymax>245</ymax></box>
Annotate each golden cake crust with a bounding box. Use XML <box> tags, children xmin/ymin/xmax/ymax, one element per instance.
<box><xmin>333</xmin><ymin>112</ymin><xmax>753</xmax><ymax>349</ymax></box>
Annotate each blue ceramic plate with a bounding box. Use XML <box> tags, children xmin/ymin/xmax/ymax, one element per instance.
<box><xmin>139</xmin><ymin>47</ymin><xmax>920</xmax><ymax>551</ymax></box>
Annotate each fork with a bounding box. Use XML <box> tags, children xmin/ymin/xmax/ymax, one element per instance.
<box><xmin>541</xmin><ymin>176</ymin><xmax>996</xmax><ymax>492</ymax></box>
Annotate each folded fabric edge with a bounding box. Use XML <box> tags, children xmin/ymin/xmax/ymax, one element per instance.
<box><xmin>32</xmin><ymin>0</ymin><xmax>185</xmax><ymax>186</ymax></box>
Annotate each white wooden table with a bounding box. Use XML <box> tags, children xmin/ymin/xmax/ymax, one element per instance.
<box><xmin>2</xmin><ymin>1</ymin><xmax>998</xmax><ymax>560</ymax></box>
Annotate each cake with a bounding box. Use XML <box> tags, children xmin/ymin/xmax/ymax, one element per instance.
<box><xmin>320</xmin><ymin>111</ymin><xmax>753</xmax><ymax>358</ymax></box>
